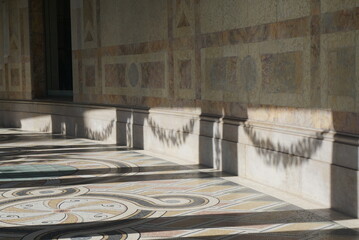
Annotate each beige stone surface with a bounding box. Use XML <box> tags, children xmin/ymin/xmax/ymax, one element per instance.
<box><xmin>247</xmin><ymin>0</ymin><xmax>277</xmax><ymax>26</ymax></box>
<box><xmin>321</xmin><ymin>0</ymin><xmax>357</xmax><ymax>13</ymax></box>
<box><xmin>320</xmin><ymin>31</ymin><xmax>358</xmax><ymax>112</ymax></box>
<box><xmin>174</xmin><ymin>50</ymin><xmax>196</xmax><ymax>99</ymax></box>
<box><xmin>200</xmin><ymin>0</ymin><xmax>249</xmax><ymax>33</ymax></box>
<box><xmin>277</xmin><ymin>0</ymin><xmax>310</xmax><ymax>21</ymax></box>
<box><xmin>100</xmin><ymin>0</ymin><xmax>167</xmax><ymax>46</ymax></box>
<box><xmin>259</xmin><ymin>37</ymin><xmax>311</xmax><ymax>108</ymax></box>
<box><xmin>173</xmin><ymin>0</ymin><xmax>195</xmax><ymax>38</ymax></box>
<box><xmin>101</xmin><ymin>52</ymin><xmax>169</xmax><ymax>98</ymax></box>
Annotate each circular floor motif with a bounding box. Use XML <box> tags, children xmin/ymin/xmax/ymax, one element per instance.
<box><xmin>0</xmin><ymin>191</ymin><xmax>218</xmax><ymax>238</ymax></box>
<box><xmin>0</xmin><ymin>197</ymin><xmax>134</xmax><ymax>226</ymax></box>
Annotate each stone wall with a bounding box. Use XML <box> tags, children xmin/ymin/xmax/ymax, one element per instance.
<box><xmin>69</xmin><ymin>0</ymin><xmax>359</xmax><ymax>217</ymax></box>
<box><xmin>0</xmin><ymin>0</ymin><xmax>32</xmax><ymax>100</ymax></box>
<box><xmin>71</xmin><ymin>0</ymin><xmax>359</xmax><ymax>133</ymax></box>
<box><xmin>0</xmin><ymin>0</ymin><xmax>358</xmax><ymax>218</ymax></box>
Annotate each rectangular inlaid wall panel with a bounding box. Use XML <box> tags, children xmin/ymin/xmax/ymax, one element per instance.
<box><xmin>261</xmin><ymin>51</ymin><xmax>303</xmax><ymax>94</ymax></box>
<box><xmin>8</xmin><ymin>2</ymin><xmax>20</xmax><ymax>62</ymax></box>
<box><xmin>2</xmin><ymin>1</ymin><xmax>9</xmax><ymax>59</ymax></box>
<box><xmin>83</xmin><ymin>0</ymin><xmax>97</xmax><ymax>48</ymax></box>
<box><xmin>238</xmin><ymin>43</ymin><xmax>261</xmax><ymax>104</ymax></box>
<box><xmin>178</xmin><ymin>60</ymin><xmax>192</xmax><ymax>89</ymax></box>
<box><xmin>8</xmin><ymin>64</ymin><xmax>21</xmax><ymax>92</ymax></box>
<box><xmin>141</xmin><ymin>62</ymin><xmax>165</xmax><ymax>89</ymax></box>
<box><xmin>0</xmin><ymin>2</ymin><xmax>4</xmax><ymax>66</ymax></box>
<box><xmin>10</xmin><ymin>68</ymin><xmax>20</xmax><ymax>87</ymax></box>
<box><xmin>101</xmin><ymin>52</ymin><xmax>168</xmax><ymax>98</ymax></box>
<box><xmin>82</xmin><ymin>58</ymin><xmax>99</xmax><ymax>94</ymax></box>
<box><xmin>328</xmin><ymin>47</ymin><xmax>355</xmax><ymax>97</ymax></box>
<box><xmin>0</xmin><ymin>69</ymin><xmax>3</xmax><ymax>88</ymax></box>
<box><xmin>174</xmin><ymin>50</ymin><xmax>196</xmax><ymax>99</ymax></box>
<box><xmin>321</xmin><ymin>31</ymin><xmax>358</xmax><ymax>112</ymax></box>
<box><xmin>100</xmin><ymin>0</ymin><xmax>167</xmax><ymax>46</ymax></box>
<box><xmin>20</xmin><ymin>7</ymin><xmax>29</xmax><ymax>56</ymax></box>
<box><xmin>72</xmin><ymin>58</ymin><xmax>79</xmax><ymax>95</ymax></box>
<box><xmin>258</xmin><ymin>37</ymin><xmax>311</xmax><ymax>108</ymax></box>
<box><xmin>71</xmin><ymin>1</ymin><xmax>82</xmax><ymax>50</ymax></box>
<box><xmin>357</xmin><ymin>31</ymin><xmax>359</xmax><ymax>113</ymax></box>
<box><xmin>85</xmin><ymin>65</ymin><xmax>96</xmax><ymax>87</ymax></box>
<box><xmin>201</xmin><ymin>45</ymin><xmax>239</xmax><ymax>102</ymax></box>
<box><xmin>173</xmin><ymin>0</ymin><xmax>195</xmax><ymax>37</ymax></box>
<box><xmin>104</xmin><ymin>63</ymin><xmax>126</xmax><ymax>88</ymax></box>
<box><xmin>205</xmin><ymin>57</ymin><xmax>237</xmax><ymax>91</ymax></box>
<box><xmin>24</xmin><ymin>62</ymin><xmax>31</xmax><ymax>97</ymax></box>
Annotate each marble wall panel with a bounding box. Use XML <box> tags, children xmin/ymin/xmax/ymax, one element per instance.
<box><xmin>10</xmin><ymin>68</ymin><xmax>20</xmax><ymax>87</ymax></box>
<box><xmin>321</xmin><ymin>31</ymin><xmax>358</xmax><ymax>112</ymax></box>
<box><xmin>85</xmin><ymin>65</ymin><xmax>96</xmax><ymax>87</ymax></box>
<box><xmin>0</xmin><ymin>0</ymin><xmax>31</xmax><ymax>99</ymax></box>
<box><xmin>238</xmin><ymin>43</ymin><xmax>262</xmax><ymax>104</ymax></box>
<box><xmin>8</xmin><ymin>2</ymin><xmax>20</xmax><ymax>62</ymax></box>
<box><xmin>328</xmin><ymin>47</ymin><xmax>355</xmax><ymax>97</ymax></box>
<box><xmin>174</xmin><ymin>50</ymin><xmax>195</xmax><ymax>99</ymax></box>
<box><xmin>128</xmin><ymin>63</ymin><xmax>139</xmax><ymax>88</ymax></box>
<box><xmin>173</xmin><ymin>0</ymin><xmax>195</xmax><ymax>38</ymax></box>
<box><xmin>71</xmin><ymin>1</ymin><xmax>82</xmax><ymax>50</ymax></box>
<box><xmin>104</xmin><ymin>63</ymin><xmax>126</xmax><ymax>88</ymax></box>
<box><xmin>357</xmin><ymin>30</ymin><xmax>359</xmax><ymax>113</ymax></box>
<box><xmin>178</xmin><ymin>59</ymin><xmax>191</xmax><ymax>89</ymax></box>
<box><xmin>101</xmin><ymin>52</ymin><xmax>168</xmax><ymax>98</ymax></box>
<box><xmin>141</xmin><ymin>62</ymin><xmax>165</xmax><ymax>89</ymax></box>
<box><xmin>0</xmin><ymin>69</ymin><xmax>3</xmax><ymax>87</ymax></box>
<box><xmin>8</xmin><ymin>64</ymin><xmax>21</xmax><ymax>92</ymax></box>
<box><xmin>258</xmin><ymin>37</ymin><xmax>311</xmax><ymax>108</ymax></box>
<box><xmin>261</xmin><ymin>51</ymin><xmax>303</xmax><ymax>94</ymax></box>
<box><xmin>0</xmin><ymin>2</ymin><xmax>4</xmax><ymax>67</ymax></box>
<box><xmin>83</xmin><ymin>0</ymin><xmax>98</xmax><ymax>48</ymax></box>
<box><xmin>82</xmin><ymin>58</ymin><xmax>99</xmax><ymax>95</ymax></box>
<box><xmin>72</xmin><ymin>58</ymin><xmax>80</xmax><ymax>95</ymax></box>
<box><xmin>201</xmin><ymin>45</ymin><xmax>239</xmax><ymax>102</ymax></box>
<box><xmin>321</xmin><ymin>8</ymin><xmax>357</xmax><ymax>34</ymax></box>
<box><xmin>205</xmin><ymin>57</ymin><xmax>237</xmax><ymax>91</ymax></box>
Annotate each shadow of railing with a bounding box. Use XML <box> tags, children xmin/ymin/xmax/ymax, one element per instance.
<box><xmin>147</xmin><ymin>117</ymin><xmax>195</xmax><ymax>147</ymax></box>
<box><xmin>243</xmin><ymin>125</ymin><xmax>329</xmax><ymax>167</ymax></box>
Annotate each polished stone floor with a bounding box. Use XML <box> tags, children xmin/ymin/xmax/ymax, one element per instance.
<box><xmin>0</xmin><ymin>129</ymin><xmax>358</xmax><ymax>240</ymax></box>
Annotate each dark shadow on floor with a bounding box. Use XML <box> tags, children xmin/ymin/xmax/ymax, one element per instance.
<box><xmin>0</xmin><ymin>164</ymin><xmax>210</xmax><ymax>178</ymax></box>
<box><xmin>0</xmin><ymin>210</ymin><xmax>357</xmax><ymax>239</ymax></box>
<box><xmin>0</xmin><ymin>170</ymin><xmax>227</xmax><ymax>188</ymax></box>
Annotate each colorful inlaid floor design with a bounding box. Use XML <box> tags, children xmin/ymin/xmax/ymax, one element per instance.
<box><xmin>0</xmin><ymin>129</ymin><xmax>358</xmax><ymax>239</ymax></box>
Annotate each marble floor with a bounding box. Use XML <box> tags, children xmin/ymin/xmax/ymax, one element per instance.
<box><xmin>0</xmin><ymin>129</ymin><xmax>358</xmax><ymax>240</ymax></box>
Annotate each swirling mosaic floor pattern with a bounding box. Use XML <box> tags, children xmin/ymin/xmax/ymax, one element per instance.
<box><xmin>0</xmin><ymin>129</ymin><xmax>358</xmax><ymax>239</ymax></box>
